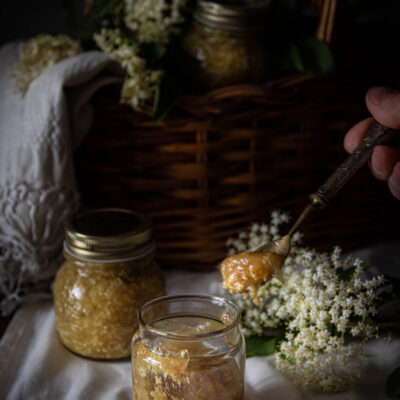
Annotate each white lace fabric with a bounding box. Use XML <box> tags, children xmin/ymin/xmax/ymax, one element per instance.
<box><xmin>0</xmin><ymin>42</ymin><xmax>121</xmax><ymax>315</ymax></box>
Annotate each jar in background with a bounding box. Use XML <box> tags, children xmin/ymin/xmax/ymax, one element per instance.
<box><xmin>53</xmin><ymin>208</ymin><xmax>165</xmax><ymax>360</ymax></box>
<box><xmin>132</xmin><ymin>294</ymin><xmax>245</xmax><ymax>399</ymax></box>
<box><xmin>182</xmin><ymin>0</ymin><xmax>271</xmax><ymax>90</ymax></box>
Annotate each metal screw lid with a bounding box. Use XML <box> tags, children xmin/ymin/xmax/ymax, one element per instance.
<box><xmin>64</xmin><ymin>208</ymin><xmax>153</xmax><ymax>260</ymax></box>
<box><xmin>194</xmin><ymin>0</ymin><xmax>271</xmax><ymax>31</ymax></box>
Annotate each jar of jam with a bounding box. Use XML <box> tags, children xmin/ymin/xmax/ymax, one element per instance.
<box><xmin>182</xmin><ymin>0</ymin><xmax>271</xmax><ymax>90</ymax></box>
<box><xmin>132</xmin><ymin>294</ymin><xmax>245</xmax><ymax>399</ymax></box>
<box><xmin>53</xmin><ymin>208</ymin><xmax>165</xmax><ymax>360</ymax></box>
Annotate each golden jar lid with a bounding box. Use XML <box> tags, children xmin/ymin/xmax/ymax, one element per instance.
<box><xmin>194</xmin><ymin>0</ymin><xmax>271</xmax><ymax>31</ymax></box>
<box><xmin>64</xmin><ymin>208</ymin><xmax>153</xmax><ymax>260</ymax></box>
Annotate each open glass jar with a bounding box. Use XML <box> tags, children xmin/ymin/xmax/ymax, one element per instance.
<box><xmin>53</xmin><ymin>208</ymin><xmax>165</xmax><ymax>360</ymax></box>
<box><xmin>182</xmin><ymin>0</ymin><xmax>271</xmax><ymax>90</ymax></box>
<box><xmin>132</xmin><ymin>294</ymin><xmax>245</xmax><ymax>399</ymax></box>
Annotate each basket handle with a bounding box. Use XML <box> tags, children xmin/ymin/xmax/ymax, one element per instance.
<box><xmin>314</xmin><ymin>0</ymin><xmax>337</xmax><ymax>44</ymax></box>
<box><xmin>309</xmin><ymin>121</ymin><xmax>399</xmax><ymax>208</ymax></box>
<box><xmin>206</xmin><ymin>74</ymin><xmax>317</xmax><ymax>102</ymax></box>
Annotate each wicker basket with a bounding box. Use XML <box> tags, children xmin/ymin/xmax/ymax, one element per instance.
<box><xmin>75</xmin><ymin>73</ymin><xmax>400</xmax><ymax>270</ymax></box>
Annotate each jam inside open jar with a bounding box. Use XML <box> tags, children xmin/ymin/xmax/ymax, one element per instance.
<box><xmin>132</xmin><ymin>294</ymin><xmax>245</xmax><ymax>399</ymax></box>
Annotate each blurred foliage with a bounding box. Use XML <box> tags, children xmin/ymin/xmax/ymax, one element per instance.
<box><xmin>61</xmin><ymin>0</ymin><xmax>400</xmax><ymax>117</ymax></box>
<box><xmin>246</xmin><ymin>328</ymin><xmax>285</xmax><ymax>358</ymax></box>
<box><xmin>263</xmin><ymin>0</ymin><xmax>330</xmax><ymax>76</ymax></box>
<box><xmin>282</xmin><ymin>37</ymin><xmax>334</xmax><ymax>75</ymax></box>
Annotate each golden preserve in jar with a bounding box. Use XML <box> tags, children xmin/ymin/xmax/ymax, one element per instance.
<box><xmin>132</xmin><ymin>295</ymin><xmax>245</xmax><ymax>400</ymax></box>
<box><xmin>182</xmin><ymin>0</ymin><xmax>271</xmax><ymax>89</ymax></box>
<box><xmin>53</xmin><ymin>208</ymin><xmax>165</xmax><ymax>360</ymax></box>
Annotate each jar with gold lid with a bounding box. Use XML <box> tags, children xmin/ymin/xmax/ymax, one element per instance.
<box><xmin>182</xmin><ymin>0</ymin><xmax>271</xmax><ymax>89</ymax></box>
<box><xmin>53</xmin><ymin>208</ymin><xmax>165</xmax><ymax>360</ymax></box>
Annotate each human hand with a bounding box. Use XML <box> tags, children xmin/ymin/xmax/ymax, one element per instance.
<box><xmin>344</xmin><ymin>87</ymin><xmax>400</xmax><ymax>199</ymax></box>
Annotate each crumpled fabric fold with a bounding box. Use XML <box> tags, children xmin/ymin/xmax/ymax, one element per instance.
<box><xmin>0</xmin><ymin>41</ymin><xmax>122</xmax><ymax>315</ymax></box>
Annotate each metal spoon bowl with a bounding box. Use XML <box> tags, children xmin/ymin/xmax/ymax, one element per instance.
<box><xmin>221</xmin><ymin>122</ymin><xmax>398</xmax><ymax>296</ymax></box>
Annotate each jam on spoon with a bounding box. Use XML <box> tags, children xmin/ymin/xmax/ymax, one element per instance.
<box><xmin>221</xmin><ymin>122</ymin><xmax>397</xmax><ymax>302</ymax></box>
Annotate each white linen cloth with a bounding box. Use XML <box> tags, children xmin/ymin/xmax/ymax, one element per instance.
<box><xmin>1</xmin><ymin>242</ymin><xmax>399</xmax><ymax>400</ymax></box>
<box><xmin>0</xmin><ymin>42</ymin><xmax>121</xmax><ymax>315</ymax></box>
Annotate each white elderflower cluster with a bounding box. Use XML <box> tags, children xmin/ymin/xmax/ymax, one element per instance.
<box><xmin>93</xmin><ymin>0</ymin><xmax>186</xmax><ymax>110</ymax></box>
<box><xmin>94</xmin><ymin>28</ymin><xmax>162</xmax><ymax>109</ymax></box>
<box><xmin>124</xmin><ymin>0</ymin><xmax>186</xmax><ymax>44</ymax></box>
<box><xmin>12</xmin><ymin>34</ymin><xmax>82</xmax><ymax>95</ymax></box>
<box><xmin>228</xmin><ymin>210</ymin><xmax>384</xmax><ymax>392</ymax></box>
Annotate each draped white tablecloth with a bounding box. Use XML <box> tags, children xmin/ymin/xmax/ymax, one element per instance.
<box><xmin>1</xmin><ymin>241</ymin><xmax>400</xmax><ymax>400</ymax></box>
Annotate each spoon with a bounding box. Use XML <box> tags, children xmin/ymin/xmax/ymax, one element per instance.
<box><xmin>221</xmin><ymin>121</ymin><xmax>398</xmax><ymax>300</ymax></box>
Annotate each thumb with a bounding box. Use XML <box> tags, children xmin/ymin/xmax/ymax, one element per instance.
<box><xmin>366</xmin><ymin>87</ymin><xmax>400</xmax><ymax>129</ymax></box>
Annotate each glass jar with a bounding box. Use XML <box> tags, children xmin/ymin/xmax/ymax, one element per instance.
<box><xmin>53</xmin><ymin>208</ymin><xmax>166</xmax><ymax>360</ymax></box>
<box><xmin>132</xmin><ymin>294</ymin><xmax>245</xmax><ymax>400</ymax></box>
<box><xmin>182</xmin><ymin>0</ymin><xmax>271</xmax><ymax>90</ymax></box>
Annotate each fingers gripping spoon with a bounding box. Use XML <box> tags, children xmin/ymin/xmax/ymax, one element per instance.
<box><xmin>220</xmin><ymin>122</ymin><xmax>398</xmax><ymax>302</ymax></box>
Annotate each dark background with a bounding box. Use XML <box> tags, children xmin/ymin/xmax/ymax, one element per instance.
<box><xmin>1</xmin><ymin>0</ymin><xmax>399</xmax><ymax>88</ymax></box>
<box><xmin>0</xmin><ymin>0</ymin><xmax>83</xmax><ymax>46</ymax></box>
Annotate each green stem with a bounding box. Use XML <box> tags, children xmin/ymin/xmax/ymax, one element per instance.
<box><xmin>347</xmin><ymin>321</ymin><xmax>400</xmax><ymax>329</ymax></box>
<box><xmin>374</xmin><ymin>321</ymin><xmax>400</xmax><ymax>329</ymax></box>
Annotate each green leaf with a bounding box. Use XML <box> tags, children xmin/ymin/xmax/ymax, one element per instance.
<box><xmin>327</xmin><ymin>322</ymin><xmax>339</xmax><ymax>337</ymax></box>
<box><xmin>337</xmin><ymin>266</ymin><xmax>356</xmax><ymax>282</ymax></box>
<box><xmin>280</xmin><ymin>37</ymin><xmax>334</xmax><ymax>76</ymax></box>
<box><xmin>364</xmin><ymin>316</ymin><xmax>375</xmax><ymax>325</ymax></box>
<box><xmin>386</xmin><ymin>365</ymin><xmax>400</xmax><ymax>398</ymax></box>
<box><xmin>283</xmin><ymin>43</ymin><xmax>305</xmax><ymax>73</ymax></box>
<box><xmin>361</xmin><ymin>261</ymin><xmax>373</xmax><ymax>270</ymax></box>
<box><xmin>280</xmin><ymin>353</ymin><xmax>294</xmax><ymax>365</ymax></box>
<box><xmin>301</xmin><ymin>36</ymin><xmax>334</xmax><ymax>74</ymax></box>
<box><xmin>246</xmin><ymin>336</ymin><xmax>277</xmax><ymax>358</ymax></box>
<box><xmin>139</xmin><ymin>43</ymin><xmax>167</xmax><ymax>69</ymax></box>
<box><xmin>245</xmin><ymin>329</ymin><xmax>285</xmax><ymax>358</ymax></box>
<box><xmin>153</xmin><ymin>73</ymin><xmax>182</xmax><ymax>122</ymax></box>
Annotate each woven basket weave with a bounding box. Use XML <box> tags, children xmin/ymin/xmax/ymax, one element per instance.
<box><xmin>75</xmin><ymin>74</ymin><xmax>400</xmax><ymax>270</ymax></box>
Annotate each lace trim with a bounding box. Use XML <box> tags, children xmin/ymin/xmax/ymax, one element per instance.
<box><xmin>0</xmin><ymin>181</ymin><xmax>79</xmax><ymax>316</ymax></box>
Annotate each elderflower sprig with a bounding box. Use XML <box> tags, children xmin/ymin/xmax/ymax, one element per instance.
<box><xmin>124</xmin><ymin>0</ymin><xmax>186</xmax><ymax>44</ymax></box>
<box><xmin>11</xmin><ymin>0</ymin><xmax>187</xmax><ymax>112</ymax></box>
<box><xmin>11</xmin><ymin>34</ymin><xmax>82</xmax><ymax>95</ymax></box>
<box><xmin>92</xmin><ymin>0</ymin><xmax>186</xmax><ymax>110</ymax></box>
<box><xmin>226</xmin><ymin>210</ymin><xmax>386</xmax><ymax>392</ymax></box>
<box><xmin>93</xmin><ymin>28</ymin><xmax>162</xmax><ymax>109</ymax></box>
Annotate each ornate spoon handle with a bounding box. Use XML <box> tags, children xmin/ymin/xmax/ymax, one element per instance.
<box><xmin>310</xmin><ymin>121</ymin><xmax>398</xmax><ymax>208</ymax></box>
